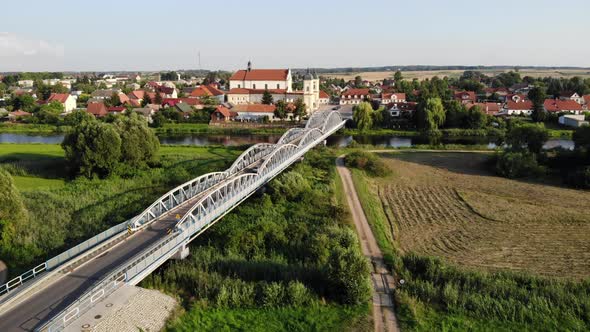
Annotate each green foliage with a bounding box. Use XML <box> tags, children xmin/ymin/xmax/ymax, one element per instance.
<box><xmin>424</xmin><ymin>97</ymin><xmax>445</xmax><ymax>131</ymax></box>
<box><xmin>352</xmin><ymin>102</ymin><xmax>373</xmax><ymax>131</ymax></box>
<box><xmin>261</xmin><ymin>89</ymin><xmax>273</xmax><ymax>105</ymax></box>
<box><xmin>326</xmin><ymin>246</ymin><xmax>371</xmax><ymax>305</ymax></box>
<box><xmin>529</xmin><ymin>86</ymin><xmax>548</xmax><ymax>122</ymax></box>
<box><xmin>345</xmin><ymin>151</ymin><xmax>390</xmax><ymax>177</ymax></box>
<box><xmin>293</xmin><ymin>98</ymin><xmax>306</xmax><ymax>120</ymax></box>
<box><xmin>274</xmin><ymin>100</ymin><xmax>287</xmax><ymax>120</ymax></box>
<box><xmin>63</xmin><ymin>110</ymin><xmax>95</xmax><ymax>127</ymax></box>
<box><xmin>464</xmin><ymin>106</ymin><xmax>487</xmax><ymax>129</ymax></box>
<box><xmin>396</xmin><ymin>254</ymin><xmax>590</xmax><ymax>331</ymax></box>
<box><xmin>506</xmin><ymin>123</ymin><xmax>549</xmax><ymax>154</ymax></box>
<box><xmin>495</xmin><ymin>151</ymin><xmax>544</xmax><ymax>178</ymax></box>
<box><xmin>114</xmin><ymin>113</ymin><xmax>160</xmax><ymax>169</ymax></box>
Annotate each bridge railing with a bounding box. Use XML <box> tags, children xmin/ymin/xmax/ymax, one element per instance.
<box><xmin>39</xmin><ymin>111</ymin><xmax>346</xmax><ymax>331</ymax></box>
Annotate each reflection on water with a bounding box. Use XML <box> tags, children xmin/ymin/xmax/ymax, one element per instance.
<box><xmin>0</xmin><ymin>133</ymin><xmax>576</xmax><ymax>150</ymax></box>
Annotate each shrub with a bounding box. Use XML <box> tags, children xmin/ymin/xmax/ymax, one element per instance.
<box><xmin>563</xmin><ymin>166</ymin><xmax>590</xmax><ymax>189</ymax></box>
<box><xmin>345</xmin><ymin>151</ymin><xmax>390</xmax><ymax>177</ymax></box>
<box><xmin>495</xmin><ymin>151</ymin><xmax>545</xmax><ymax>178</ymax></box>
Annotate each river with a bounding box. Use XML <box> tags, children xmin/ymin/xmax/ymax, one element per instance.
<box><xmin>0</xmin><ymin>133</ymin><xmax>575</xmax><ymax>150</ymax></box>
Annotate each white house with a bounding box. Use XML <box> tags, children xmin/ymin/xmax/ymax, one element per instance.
<box><xmin>560</xmin><ymin>92</ymin><xmax>585</xmax><ymax>105</ymax></box>
<box><xmin>47</xmin><ymin>93</ymin><xmax>77</xmax><ymax>113</ymax></box>
<box><xmin>501</xmin><ymin>100</ymin><xmax>533</xmax><ymax>115</ymax></box>
<box><xmin>229</xmin><ymin>61</ymin><xmax>293</xmax><ymax>91</ymax></box>
<box><xmin>381</xmin><ymin>92</ymin><xmax>406</xmax><ymax>105</ymax></box>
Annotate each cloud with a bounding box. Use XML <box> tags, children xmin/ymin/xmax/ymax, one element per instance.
<box><xmin>0</xmin><ymin>32</ymin><xmax>64</xmax><ymax>57</ymax></box>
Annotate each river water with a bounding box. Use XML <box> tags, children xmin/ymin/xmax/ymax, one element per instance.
<box><xmin>0</xmin><ymin>133</ymin><xmax>575</xmax><ymax>150</ymax></box>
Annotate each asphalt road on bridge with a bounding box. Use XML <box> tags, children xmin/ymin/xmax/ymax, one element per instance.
<box><xmin>0</xmin><ymin>195</ymin><xmax>200</xmax><ymax>331</ymax></box>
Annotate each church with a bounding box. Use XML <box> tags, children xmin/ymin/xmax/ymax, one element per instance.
<box><xmin>227</xmin><ymin>61</ymin><xmax>323</xmax><ymax>114</ymax></box>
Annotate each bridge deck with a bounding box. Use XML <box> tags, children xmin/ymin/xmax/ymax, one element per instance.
<box><xmin>0</xmin><ymin>176</ymin><xmax>235</xmax><ymax>332</ymax></box>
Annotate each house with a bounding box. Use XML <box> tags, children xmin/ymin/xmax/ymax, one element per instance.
<box><xmin>584</xmin><ymin>95</ymin><xmax>590</xmax><ymax>110</ymax></box>
<box><xmin>91</xmin><ymin>89</ymin><xmax>120</xmax><ymax>100</ymax></box>
<box><xmin>340</xmin><ymin>88</ymin><xmax>371</xmax><ymax>105</ymax></box>
<box><xmin>503</xmin><ymin>93</ymin><xmax>527</xmax><ymax>103</ymax></box>
<box><xmin>544</xmin><ymin>99</ymin><xmax>584</xmax><ymax>115</ymax></box>
<box><xmin>47</xmin><ymin>93</ymin><xmax>77</xmax><ymax>113</ymax></box>
<box><xmin>210</xmin><ymin>105</ymin><xmax>238</xmax><ymax>122</ymax></box>
<box><xmin>559</xmin><ymin>114</ymin><xmax>589</xmax><ymax>128</ymax></box>
<box><xmin>7</xmin><ymin>110</ymin><xmax>31</xmax><ymax>122</ymax></box>
<box><xmin>381</xmin><ymin>92</ymin><xmax>406</xmax><ymax>105</ymax></box>
<box><xmin>502</xmin><ymin>100</ymin><xmax>533</xmax><ymax>115</ymax></box>
<box><xmin>466</xmin><ymin>102</ymin><xmax>501</xmax><ymax>116</ymax></box>
<box><xmin>86</xmin><ymin>102</ymin><xmax>108</xmax><ymax>117</ymax></box>
<box><xmin>133</xmin><ymin>107</ymin><xmax>155</xmax><ymax>122</ymax></box>
<box><xmin>190</xmin><ymin>85</ymin><xmax>225</xmax><ymax>103</ymax></box>
<box><xmin>229</xmin><ymin>61</ymin><xmax>292</xmax><ymax>91</ymax></box>
<box><xmin>560</xmin><ymin>92</ymin><xmax>584</xmax><ymax>105</ymax></box>
<box><xmin>107</xmin><ymin>106</ymin><xmax>126</xmax><ymax>114</ymax></box>
<box><xmin>232</xmin><ymin>104</ymin><xmax>278</xmax><ymax>121</ymax></box>
<box><xmin>174</xmin><ymin>102</ymin><xmax>193</xmax><ymax>114</ymax></box>
<box><xmin>318</xmin><ymin>91</ymin><xmax>330</xmax><ymax>104</ymax></box>
<box><xmin>157</xmin><ymin>85</ymin><xmax>177</xmax><ymax>99</ymax></box>
<box><xmin>387</xmin><ymin>102</ymin><xmax>417</xmax><ymax>117</ymax></box>
<box><xmin>454</xmin><ymin>91</ymin><xmax>476</xmax><ymax>104</ymax></box>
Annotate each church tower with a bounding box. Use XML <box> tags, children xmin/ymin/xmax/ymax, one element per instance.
<box><xmin>303</xmin><ymin>68</ymin><xmax>317</xmax><ymax>114</ymax></box>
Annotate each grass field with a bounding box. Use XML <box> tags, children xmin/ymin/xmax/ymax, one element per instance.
<box><xmin>369</xmin><ymin>151</ymin><xmax>590</xmax><ymax>279</ymax></box>
<box><xmin>323</xmin><ymin>68</ymin><xmax>590</xmax><ymax>82</ymax></box>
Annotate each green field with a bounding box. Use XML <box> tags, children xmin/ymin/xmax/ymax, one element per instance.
<box><xmin>349</xmin><ymin>151</ymin><xmax>590</xmax><ymax>331</ymax></box>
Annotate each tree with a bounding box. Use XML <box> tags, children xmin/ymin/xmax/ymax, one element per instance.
<box><xmin>353</xmin><ymin>102</ymin><xmax>373</xmax><ymax>131</ymax></box>
<box><xmin>444</xmin><ymin>100</ymin><xmax>466</xmax><ymax>128</ymax></box>
<box><xmin>261</xmin><ymin>89</ymin><xmax>274</xmax><ymax>105</ymax></box>
<box><xmin>326</xmin><ymin>246</ymin><xmax>371</xmax><ymax>304</ymax></box>
<box><xmin>274</xmin><ymin>100</ymin><xmax>287</xmax><ymax>120</ymax></box>
<box><xmin>64</xmin><ymin>110</ymin><xmax>95</xmax><ymax>127</ymax></box>
<box><xmin>424</xmin><ymin>97</ymin><xmax>446</xmax><ymax>130</ymax></box>
<box><xmin>354</xmin><ymin>76</ymin><xmax>363</xmax><ymax>88</ymax></box>
<box><xmin>293</xmin><ymin>98</ymin><xmax>306</xmax><ymax>121</ymax></box>
<box><xmin>150</xmin><ymin>112</ymin><xmax>167</xmax><ymax>128</ymax></box>
<box><xmin>11</xmin><ymin>94</ymin><xmax>36</xmax><ymax>112</ymax></box>
<box><xmin>154</xmin><ymin>92</ymin><xmax>163</xmax><ymax>105</ymax></box>
<box><xmin>114</xmin><ymin>113</ymin><xmax>160</xmax><ymax>168</ymax></box>
<box><xmin>529</xmin><ymin>86</ymin><xmax>548</xmax><ymax>122</ymax></box>
<box><xmin>394</xmin><ymin>70</ymin><xmax>403</xmax><ymax>82</ymax></box>
<box><xmin>0</xmin><ymin>170</ymin><xmax>36</xmax><ymax>265</ymax></box>
<box><xmin>465</xmin><ymin>106</ymin><xmax>487</xmax><ymax>129</ymax></box>
<box><xmin>62</xmin><ymin>120</ymin><xmax>122</xmax><ymax>178</ymax></box>
<box><xmin>507</xmin><ymin>123</ymin><xmax>549</xmax><ymax>154</ymax></box>
<box><xmin>36</xmin><ymin>101</ymin><xmax>65</xmax><ymax>124</ymax></box>
<box><xmin>141</xmin><ymin>92</ymin><xmax>151</xmax><ymax>107</ymax></box>
<box><xmin>109</xmin><ymin>92</ymin><xmax>121</xmax><ymax>107</ymax></box>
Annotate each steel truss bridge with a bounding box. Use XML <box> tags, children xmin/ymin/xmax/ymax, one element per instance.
<box><xmin>0</xmin><ymin>111</ymin><xmax>345</xmax><ymax>332</ymax></box>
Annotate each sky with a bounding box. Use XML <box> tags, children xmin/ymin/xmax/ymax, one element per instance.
<box><xmin>1</xmin><ymin>0</ymin><xmax>589</xmax><ymax>72</ymax></box>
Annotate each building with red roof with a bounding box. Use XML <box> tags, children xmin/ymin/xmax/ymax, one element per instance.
<box><xmin>340</xmin><ymin>88</ymin><xmax>371</xmax><ymax>105</ymax></box>
<box><xmin>380</xmin><ymin>92</ymin><xmax>406</xmax><ymax>105</ymax></box>
<box><xmin>544</xmin><ymin>99</ymin><xmax>584</xmax><ymax>114</ymax></box>
<box><xmin>229</xmin><ymin>61</ymin><xmax>292</xmax><ymax>92</ymax></box>
<box><xmin>210</xmin><ymin>105</ymin><xmax>238</xmax><ymax>122</ymax></box>
<box><xmin>107</xmin><ymin>106</ymin><xmax>126</xmax><ymax>114</ymax></box>
<box><xmin>47</xmin><ymin>93</ymin><xmax>77</xmax><ymax>113</ymax></box>
<box><xmin>454</xmin><ymin>91</ymin><xmax>477</xmax><ymax>104</ymax></box>
<box><xmin>190</xmin><ymin>85</ymin><xmax>225</xmax><ymax>103</ymax></box>
<box><xmin>86</xmin><ymin>102</ymin><xmax>108</xmax><ymax>117</ymax></box>
<box><xmin>318</xmin><ymin>90</ymin><xmax>330</xmax><ymax>104</ymax></box>
<box><xmin>466</xmin><ymin>102</ymin><xmax>501</xmax><ymax>115</ymax></box>
<box><xmin>7</xmin><ymin>110</ymin><xmax>32</xmax><ymax>122</ymax></box>
<box><xmin>502</xmin><ymin>100</ymin><xmax>533</xmax><ymax>115</ymax></box>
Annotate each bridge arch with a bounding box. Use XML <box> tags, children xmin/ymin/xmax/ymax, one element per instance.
<box><xmin>176</xmin><ymin>173</ymin><xmax>258</xmax><ymax>230</ymax></box>
<box><xmin>305</xmin><ymin>111</ymin><xmax>328</xmax><ymax>130</ymax></box>
<box><xmin>321</xmin><ymin>111</ymin><xmax>344</xmax><ymax>134</ymax></box>
<box><xmin>257</xmin><ymin>144</ymin><xmax>299</xmax><ymax>175</ymax></box>
<box><xmin>227</xmin><ymin>143</ymin><xmax>276</xmax><ymax>175</ymax></box>
<box><xmin>298</xmin><ymin>128</ymin><xmax>323</xmax><ymax>148</ymax></box>
<box><xmin>277</xmin><ymin>128</ymin><xmax>306</xmax><ymax>145</ymax></box>
<box><xmin>132</xmin><ymin>171</ymin><xmax>228</xmax><ymax>228</ymax></box>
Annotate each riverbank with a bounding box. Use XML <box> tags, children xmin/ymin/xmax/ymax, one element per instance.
<box><xmin>344</xmin><ymin>127</ymin><xmax>573</xmax><ymax>138</ymax></box>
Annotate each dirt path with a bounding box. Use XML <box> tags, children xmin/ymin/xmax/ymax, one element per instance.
<box><xmin>336</xmin><ymin>156</ymin><xmax>400</xmax><ymax>332</ymax></box>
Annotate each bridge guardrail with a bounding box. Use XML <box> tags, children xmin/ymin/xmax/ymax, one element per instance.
<box><xmin>37</xmin><ymin>111</ymin><xmax>346</xmax><ymax>331</ymax></box>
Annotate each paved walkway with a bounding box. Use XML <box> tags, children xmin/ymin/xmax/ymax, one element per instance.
<box><xmin>336</xmin><ymin>156</ymin><xmax>400</xmax><ymax>332</ymax></box>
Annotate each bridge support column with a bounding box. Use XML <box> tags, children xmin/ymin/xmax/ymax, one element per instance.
<box><xmin>171</xmin><ymin>244</ymin><xmax>190</xmax><ymax>260</ymax></box>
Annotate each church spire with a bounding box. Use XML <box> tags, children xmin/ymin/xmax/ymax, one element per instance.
<box><xmin>247</xmin><ymin>60</ymin><xmax>252</xmax><ymax>72</ymax></box>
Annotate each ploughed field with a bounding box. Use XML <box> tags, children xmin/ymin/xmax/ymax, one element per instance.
<box><xmin>376</xmin><ymin>152</ymin><xmax>590</xmax><ymax>279</ymax></box>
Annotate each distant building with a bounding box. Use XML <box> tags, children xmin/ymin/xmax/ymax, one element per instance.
<box><xmin>560</xmin><ymin>92</ymin><xmax>584</xmax><ymax>105</ymax></box>
<box><xmin>7</xmin><ymin>110</ymin><xmax>31</xmax><ymax>122</ymax></box>
<box><xmin>229</xmin><ymin>61</ymin><xmax>292</xmax><ymax>91</ymax></box>
<box><xmin>318</xmin><ymin>90</ymin><xmax>330</xmax><ymax>104</ymax></box>
<box><xmin>340</xmin><ymin>88</ymin><xmax>370</xmax><ymax>105</ymax></box>
<box><xmin>233</xmin><ymin>104</ymin><xmax>277</xmax><ymax>121</ymax></box>
<box><xmin>380</xmin><ymin>92</ymin><xmax>406</xmax><ymax>105</ymax></box>
<box><xmin>190</xmin><ymin>85</ymin><xmax>225</xmax><ymax>103</ymax></box>
<box><xmin>210</xmin><ymin>105</ymin><xmax>238</xmax><ymax>122</ymax></box>
<box><xmin>86</xmin><ymin>102</ymin><xmax>108</xmax><ymax>117</ymax></box>
<box><xmin>559</xmin><ymin>114</ymin><xmax>589</xmax><ymax>128</ymax></box>
<box><xmin>502</xmin><ymin>100</ymin><xmax>533</xmax><ymax>115</ymax></box>
<box><xmin>47</xmin><ymin>93</ymin><xmax>77</xmax><ymax>113</ymax></box>
<box><xmin>466</xmin><ymin>102</ymin><xmax>501</xmax><ymax>116</ymax></box>
<box><xmin>544</xmin><ymin>99</ymin><xmax>584</xmax><ymax>115</ymax></box>
<box><xmin>454</xmin><ymin>91</ymin><xmax>476</xmax><ymax>104</ymax></box>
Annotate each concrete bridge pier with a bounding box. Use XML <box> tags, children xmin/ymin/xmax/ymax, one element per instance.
<box><xmin>171</xmin><ymin>244</ymin><xmax>189</xmax><ymax>260</ymax></box>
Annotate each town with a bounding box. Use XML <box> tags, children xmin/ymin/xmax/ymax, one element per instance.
<box><xmin>1</xmin><ymin>64</ymin><xmax>589</xmax><ymax>130</ymax></box>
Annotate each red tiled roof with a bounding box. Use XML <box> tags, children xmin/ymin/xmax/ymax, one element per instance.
<box><xmin>214</xmin><ymin>105</ymin><xmax>238</xmax><ymax>118</ymax></box>
<box><xmin>454</xmin><ymin>91</ymin><xmax>476</xmax><ymax>101</ymax></box>
<box><xmin>86</xmin><ymin>102</ymin><xmax>108</xmax><ymax>117</ymax></box>
<box><xmin>232</xmin><ymin>104</ymin><xmax>276</xmax><ymax>113</ymax></box>
<box><xmin>128</xmin><ymin>90</ymin><xmax>145</xmax><ymax>100</ymax></box>
<box><xmin>583</xmin><ymin>95</ymin><xmax>590</xmax><ymax>105</ymax></box>
<box><xmin>126</xmin><ymin>99</ymin><xmax>141</xmax><ymax>107</ymax></box>
<box><xmin>342</xmin><ymin>88</ymin><xmax>370</xmax><ymax>97</ymax></box>
<box><xmin>158</xmin><ymin>86</ymin><xmax>175</xmax><ymax>94</ymax></box>
<box><xmin>467</xmin><ymin>102</ymin><xmax>501</xmax><ymax>115</ymax></box>
<box><xmin>107</xmin><ymin>106</ymin><xmax>126</xmax><ymax>113</ymax></box>
<box><xmin>229</xmin><ymin>69</ymin><xmax>289</xmax><ymax>81</ymax></box>
<box><xmin>9</xmin><ymin>110</ymin><xmax>31</xmax><ymax>116</ymax></box>
<box><xmin>544</xmin><ymin>99</ymin><xmax>583</xmax><ymax>112</ymax></box>
<box><xmin>506</xmin><ymin>100</ymin><xmax>533</xmax><ymax>110</ymax></box>
<box><xmin>190</xmin><ymin>85</ymin><xmax>224</xmax><ymax>97</ymax></box>
<box><xmin>382</xmin><ymin>92</ymin><xmax>406</xmax><ymax>100</ymax></box>
<box><xmin>118</xmin><ymin>93</ymin><xmax>129</xmax><ymax>104</ymax></box>
<box><xmin>319</xmin><ymin>90</ymin><xmax>330</xmax><ymax>99</ymax></box>
<box><xmin>47</xmin><ymin>93</ymin><xmax>69</xmax><ymax>103</ymax></box>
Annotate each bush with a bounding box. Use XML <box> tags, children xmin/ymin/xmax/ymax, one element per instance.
<box><xmin>495</xmin><ymin>151</ymin><xmax>545</xmax><ymax>178</ymax></box>
<box><xmin>563</xmin><ymin>166</ymin><xmax>590</xmax><ymax>189</ymax></box>
<box><xmin>345</xmin><ymin>151</ymin><xmax>390</xmax><ymax>177</ymax></box>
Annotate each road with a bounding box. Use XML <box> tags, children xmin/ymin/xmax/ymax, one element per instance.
<box><xmin>0</xmin><ymin>173</ymin><xmax>238</xmax><ymax>332</ymax></box>
<box><xmin>335</xmin><ymin>156</ymin><xmax>399</xmax><ymax>332</ymax></box>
